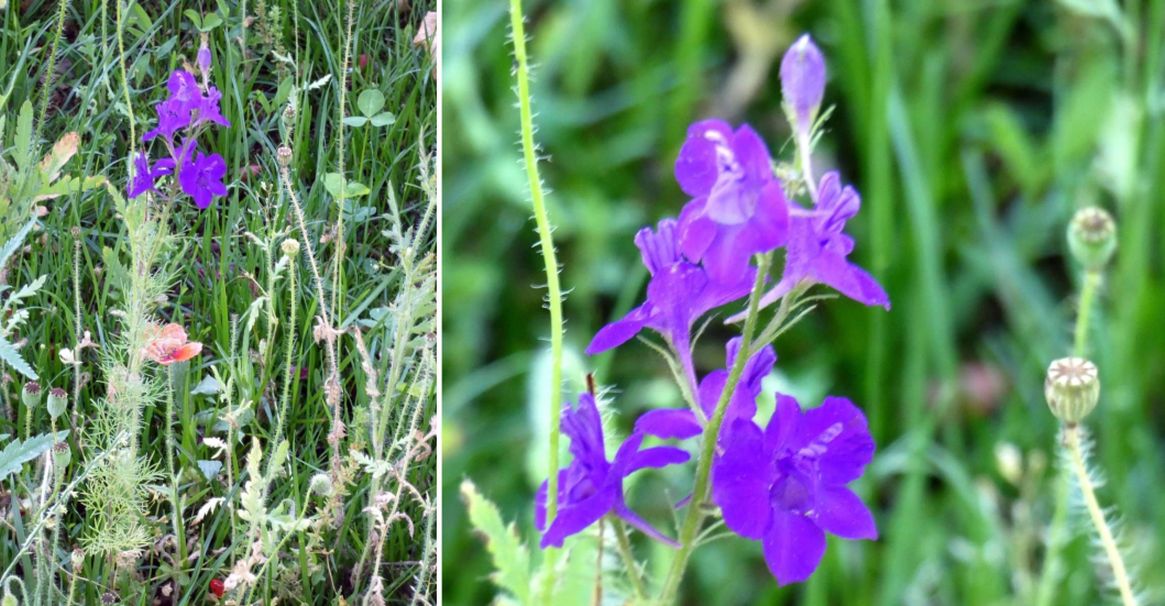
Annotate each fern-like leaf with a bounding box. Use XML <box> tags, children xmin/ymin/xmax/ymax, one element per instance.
<box><xmin>461</xmin><ymin>479</ymin><xmax>531</xmax><ymax>604</ymax></box>
<box><xmin>0</xmin><ymin>330</ymin><xmax>36</xmax><ymax>380</ymax></box>
<box><xmin>0</xmin><ymin>430</ymin><xmax>68</xmax><ymax>481</ymax></box>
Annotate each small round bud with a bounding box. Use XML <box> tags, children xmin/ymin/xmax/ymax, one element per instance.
<box><xmin>1067</xmin><ymin>206</ymin><xmax>1116</xmax><ymax>270</ymax></box>
<box><xmin>276</xmin><ymin>146</ymin><xmax>293</xmax><ymax>167</ymax></box>
<box><xmin>47</xmin><ymin>388</ymin><xmax>68</xmax><ymax>420</ymax></box>
<box><xmin>309</xmin><ymin>472</ymin><xmax>333</xmax><ymax>497</ymax></box>
<box><xmin>2</xmin><ymin>592</ymin><xmax>17</xmax><ymax>606</ymax></box>
<box><xmin>70</xmin><ymin>226</ymin><xmax>82</xmax><ymax>239</ymax></box>
<box><xmin>281</xmin><ymin>238</ymin><xmax>301</xmax><ymax>258</ymax></box>
<box><xmin>994</xmin><ymin>442</ymin><xmax>1023</xmax><ymax>486</ymax></box>
<box><xmin>72</xmin><ymin>548</ymin><xmax>85</xmax><ymax>570</ymax></box>
<box><xmin>1044</xmin><ymin>357</ymin><xmax>1100</xmax><ymax>425</ymax></box>
<box><xmin>22</xmin><ymin>382</ymin><xmax>41</xmax><ymax>409</ymax></box>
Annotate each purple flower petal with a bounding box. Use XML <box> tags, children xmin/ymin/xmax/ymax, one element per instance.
<box><xmin>711</xmin><ymin>420</ymin><xmax>770</xmax><ymax>539</ymax></box>
<box><xmin>634</xmin><ymin>409</ymin><xmax>702</xmax><ymax>440</ymax></box>
<box><xmin>585</xmin><ymin>305</ymin><xmax>651</xmax><ymax>355</ymax></box>
<box><xmin>624</xmin><ymin>445</ymin><xmax>690</xmax><ymax>474</ymax></box>
<box><xmin>762</xmin><ymin>509</ymin><xmax>826</xmax><ymax>586</ymax></box>
<box><xmin>613</xmin><ymin>502</ymin><xmax>680</xmax><ymax>548</ymax></box>
<box><xmin>815</xmin><ymin>485</ymin><xmax>877</xmax><ymax>540</ymax></box>
<box><xmin>674</xmin><ymin>119</ymin><xmax>734</xmax><ymax>197</ymax></box>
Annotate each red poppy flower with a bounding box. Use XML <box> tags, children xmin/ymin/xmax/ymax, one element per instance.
<box><xmin>143</xmin><ymin>323</ymin><xmax>203</xmax><ymax>365</ymax></box>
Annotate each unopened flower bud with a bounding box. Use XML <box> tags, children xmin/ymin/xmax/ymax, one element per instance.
<box><xmin>22</xmin><ymin>381</ymin><xmax>41</xmax><ymax>409</ymax></box>
<box><xmin>309</xmin><ymin>472</ymin><xmax>333</xmax><ymax>497</ymax></box>
<box><xmin>1067</xmin><ymin>207</ymin><xmax>1116</xmax><ymax>270</ymax></box>
<box><xmin>1044</xmin><ymin>357</ymin><xmax>1100</xmax><ymax>425</ymax></box>
<box><xmin>281</xmin><ymin>238</ymin><xmax>301</xmax><ymax>258</ymax></box>
<box><xmin>71</xmin><ymin>548</ymin><xmax>85</xmax><ymax>571</ymax></box>
<box><xmin>47</xmin><ymin>388</ymin><xmax>68</xmax><ymax>420</ymax></box>
<box><xmin>994</xmin><ymin>442</ymin><xmax>1022</xmax><ymax>486</ymax></box>
<box><xmin>277</xmin><ymin>146</ymin><xmax>293</xmax><ymax>167</ymax></box>
<box><xmin>2</xmin><ymin>592</ymin><xmax>16</xmax><ymax>606</ymax></box>
<box><xmin>197</xmin><ymin>34</ymin><xmax>212</xmax><ymax>77</ymax></box>
<box><xmin>780</xmin><ymin>34</ymin><xmax>826</xmax><ymax>135</ymax></box>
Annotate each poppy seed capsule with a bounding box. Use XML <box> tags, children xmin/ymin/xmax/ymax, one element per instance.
<box><xmin>1068</xmin><ymin>207</ymin><xmax>1116</xmax><ymax>270</ymax></box>
<box><xmin>1044</xmin><ymin>357</ymin><xmax>1100</xmax><ymax>425</ymax></box>
<box><xmin>47</xmin><ymin>388</ymin><xmax>69</xmax><ymax>420</ymax></box>
<box><xmin>22</xmin><ymin>381</ymin><xmax>41</xmax><ymax>409</ymax></box>
<box><xmin>277</xmin><ymin>146</ymin><xmax>293</xmax><ymax>166</ymax></box>
<box><xmin>281</xmin><ymin>238</ymin><xmax>301</xmax><ymax>258</ymax></box>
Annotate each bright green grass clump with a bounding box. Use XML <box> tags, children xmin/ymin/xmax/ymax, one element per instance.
<box><xmin>0</xmin><ymin>1</ymin><xmax>436</xmax><ymax>604</ymax></box>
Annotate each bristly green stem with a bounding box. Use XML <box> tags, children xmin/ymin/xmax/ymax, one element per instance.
<box><xmin>1037</xmin><ymin>265</ymin><xmax>1103</xmax><ymax>606</ymax></box>
<box><xmin>509</xmin><ymin>0</ymin><xmax>567</xmax><ymax>600</ymax></box>
<box><xmin>611</xmin><ymin>517</ymin><xmax>646</xmax><ymax>600</ymax></box>
<box><xmin>658</xmin><ymin>253</ymin><xmax>771</xmax><ymax>603</ymax></box>
<box><xmin>1063</xmin><ymin>425</ymin><xmax>1138</xmax><ymax>606</ymax></box>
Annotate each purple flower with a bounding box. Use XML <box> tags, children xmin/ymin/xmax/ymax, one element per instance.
<box><xmin>634</xmin><ymin>337</ymin><xmax>775</xmax><ymax>440</ymax></box>
<box><xmin>747</xmin><ymin>171</ymin><xmax>889</xmax><ymax>313</ymax></box>
<box><xmin>535</xmin><ymin>393</ymin><xmax>690</xmax><ymax>548</ymax></box>
<box><xmin>177</xmin><ymin>148</ymin><xmax>228</xmax><ymax>209</ymax></box>
<box><xmin>126</xmin><ymin>152</ymin><xmax>175</xmax><ymax>198</ymax></box>
<box><xmin>586</xmin><ymin>218</ymin><xmax>754</xmax><ymax>357</ymax></box>
<box><xmin>197</xmin><ymin>44</ymin><xmax>212</xmax><ymax>78</ymax></box>
<box><xmin>712</xmin><ymin>394</ymin><xmax>877</xmax><ymax>585</ymax></box>
<box><xmin>675</xmin><ymin>119</ymin><xmax>789</xmax><ymax>285</ymax></box>
<box><xmin>142</xmin><ymin>70</ymin><xmax>229</xmax><ymax>142</ymax></box>
<box><xmin>780</xmin><ymin>34</ymin><xmax>826</xmax><ymax>134</ymax></box>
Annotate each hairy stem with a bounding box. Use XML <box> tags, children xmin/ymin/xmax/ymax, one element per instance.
<box><xmin>611</xmin><ymin>518</ymin><xmax>646</xmax><ymax>600</ymax></box>
<box><xmin>658</xmin><ymin>253</ymin><xmax>771</xmax><ymax>603</ymax></box>
<box><xmin>1063</xmin><ymin>425</ymin><xmax>1137</xmax><ymax>606</ymax></box>
<box><xmin>1074</xmin><ymin>269</ymin><xmax>1100</xmax><ymax>357</ymax></box>
<box><xmin>508</xmin><ymin>0</ymin><xmax>567</xmax><ymax>599</ymax></box>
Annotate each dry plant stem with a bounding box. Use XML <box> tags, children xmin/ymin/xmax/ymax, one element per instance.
<box><xmin>508</xmin><ymin>0</ymin><xmax>568</xmax><ymax>598</ymax></box>
<box><xmin>1063</xmin><ymin>425</ymin><xmax>1138</xmax><ymax>606</ymax></box>
<box><xmin>331</xmin><ymin>0</ymin><xmax>357</xmax><ymax>320</ymax></box>
<box><xmin>659</xmin><ymin>254</ymin><xmax>771</xmax><ymax>603</ymax></box>
<box><xmin>277</xmin><ymin>162</ymin><xmax>342</xmax><ymax>483</ymax></box>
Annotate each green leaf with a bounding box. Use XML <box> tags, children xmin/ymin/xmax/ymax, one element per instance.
<box><xmin>322</xmin><ymin>173</ymin><xmax>370</xmax><ymax>198</ymax></box>
<box><xmin>461</xmin><ymin>479</ymin><xmax>530</xmax><ymax>603</ymax></box>
<box><xmin>343</xmin><ymin>116</ymin><xmax>369</xmax><ymax>127</ymax></box>
<box><xmin>200</xmin><ymin>13</ymin><xmax>224</xmax><ymax>31</ymax></box>
<box><xmin>0</xmin><ymin>431</ymin><xmax>68</xmax><ymax>481</ymax></box>
<box><xmin>13</xmin><ymin>100</ymin><xmax>33</xmax><ymax>174</ymax></box>
<box><xmin>357</xmin><ymin>89</ymin><xmax>385</xmax><ymax>118</ymax></box>
<box><xmin>183</xmin><ymin>10</ymin><xmax>203</xmax><ymax>29</ymax></box>
<box><xmin>370</xmin><ymin>112</ymin><xmax>396</xmax><ymax>127</ymax></box>
<box><xmin>0</xmin><ymin>331</ymin><xmax>36</xmax><ymax>380</ymax></box>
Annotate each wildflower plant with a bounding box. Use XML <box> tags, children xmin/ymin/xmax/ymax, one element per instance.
<box><xmin>467</xmin><ymin>14</ymin><xmax>888</xmax><ymax>603</ymax></box>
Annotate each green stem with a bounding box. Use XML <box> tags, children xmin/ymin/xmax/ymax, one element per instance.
<box><xmin>611</xmin><ymin>518</ymin><xmax>646</xmax><ymax>600</ymax></box>
<box><xmin>508</xmin><ymin>1</ymin><xmax>566</xmax><ymax>600</ymax></box>
<box><xmin>1074</xmin><ymin>269</ymin><xmax>1100</xmax><ymax>357</ymax></box>
<box><xmin>166</xmin><ymin>365</ymin><xmax>186</xmax><ymax>565</ymax></box>
<box><xmin>657</xmin><ymin>254</ymin><xmax>771</xmax><ymax>603</ymax></box>
<box><xmin>1064</xmin><ymin>426</ymin><xmax>1138</xmax><ymax>606</ymax></box>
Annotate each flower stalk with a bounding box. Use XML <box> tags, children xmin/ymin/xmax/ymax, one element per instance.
<box><xmin>658</xmin><ymin>252</ymin><xmax>770</xmax><ymax>602</ymax></box>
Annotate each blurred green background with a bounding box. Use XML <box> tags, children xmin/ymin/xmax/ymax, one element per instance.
<box><xmin>442</xmin><ymin>0</ymin><xmax>1165</xmax><ymax>604</ymax></box>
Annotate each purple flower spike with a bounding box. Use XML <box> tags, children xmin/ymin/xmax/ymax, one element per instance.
<box><xmin>142</xmin><ymin>70</ymin><xmax>230</xmax><ymax>143</ymax></box>
<box><xmin>780</xmin><ymin>34</ymin><xmax>826</xmax><ymax>134</ymax></box>
<box><xmin>127</xmin><ymin>152</ymin><xmax>175</xmax><ymax>198</ymax></box>
<box><xmin>178</xmin><ymin>149</ymin><xmax>228</xmax><ymax>209</ymax></box>
<box><xmin>712</xmin><ymin>394</ymin><xmax>877</xmax><ymax>585</ymax></box>
<box><xmin>675</xmin><ymin>119</ymin><xmax>789</xmax><ymax>285</ymax></box>
<box><xmin>587</xmin><ymin>218</ymin><xmax>754</xmax><ymax>356</ymax></box>
<box><xmin>742</xmin><ymin>171</ymin><xmax>888</xmax><ymax>315</ymax></box>
<box><xmin>535</xmin><ymin>394</ymin><xmax>690</xmax><ymax>548</ymax></box>
<box><xmin>635</xmin><ymin>337</ymin><xmax>775</xmax><ymax>441</ymax></box>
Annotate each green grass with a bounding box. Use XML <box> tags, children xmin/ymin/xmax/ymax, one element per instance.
<box><xmin>0</xmin><ymin>0</ymin><xmax>435</xmax><ymax>604</ymax></box>
<box><xmin>443</xmin><ymin>1</ymin><xmax>1165</xmax><ymax>604</ymax></box>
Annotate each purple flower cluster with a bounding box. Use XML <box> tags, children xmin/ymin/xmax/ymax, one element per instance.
<box><xmin>128</xmin><ymin>43</ymin><xmax>229</xmax><ymax>209</ymax></box>
<box><xmin>537</xmin><ymin>35</ymin><xmax>887</xmax><ymax>586</ymax></box>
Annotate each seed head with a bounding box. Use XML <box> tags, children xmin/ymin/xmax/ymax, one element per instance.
<box><xmin>277</xmin><ymin>146</ymin><xmax>293</xmax><ymax>167</ymax></box>
<box><xmin>281</xmin><ymin>238</ymin><xmax>301</xmax><ymax>259</ymax></box>
<box><xmin>1067</xmin><ymin>206</ymin><xmax>1116</xmax><ymax>270</ymax></box>
<box><xmin>309</xmin><ymin>472</ymin><xmax>333</xmax><ymax>497</ymax></box>
<box><xmin>1044</xmin><ymin>357</ymin><xmax>1100</xmax><ymax>425</ymax></box>
<box><xmin>22</xmin><ymin>381</ymin><xmax>41</xmax><ymax>409</ymax></box>
<box><xmin>47</xmin><ymin>388</ymin><xmax>68</xmax><ymax>420</ymax></box>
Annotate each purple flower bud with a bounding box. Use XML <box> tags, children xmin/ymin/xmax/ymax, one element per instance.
<box><xmin>779</xmin><ymin>34</ymin><xmax>826</xmax><ymax>134</ymax></box>
<box><xmin>197</xmin><ymin>44</ymin><xmax>212</xmax><ymax>77</ymax></box>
